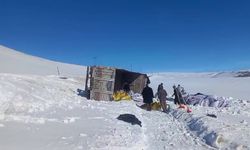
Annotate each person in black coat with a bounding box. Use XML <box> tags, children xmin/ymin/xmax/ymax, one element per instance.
<box><xmin>173</xmin><ymin>85</ymin><xmax>187</xmax><ymax>107</ymax></box>
<box><xmin>173</xmin><ymin>85</ymin><xmax>192</xmax><ymax>112</ymax></box>
<box><xmin>142</xmin><ymin>83</ymin><xmax>154</xmax><ymax>111</ymax></box>
<box><xmin>173</xmin><ymin>85</ymin><xmax>183</xmax><ymax>104</ymax></box>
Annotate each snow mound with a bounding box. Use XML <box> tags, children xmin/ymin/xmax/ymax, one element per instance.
<box><xmin>0</xmin><ymin>74</ymin><xmax>85</xmax><ymax>122</ymax></box>
<box><xmin>169</xmin><ymin>103</ymin><xmax>250</xmax><ymax>149</ymax></box>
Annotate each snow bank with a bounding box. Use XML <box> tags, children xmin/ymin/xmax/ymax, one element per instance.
<box><xmin>0</xmin><ymin>74</ymin><xmax>85</xmax><ymax>122</ymax></box>
<box><xmin>0</xmin><ymin>74</ymin><xmax>147</xmax><ymax>149</ymax></box>
<box><xmin>168</xmin><ymin>102</ymin><xmax>250</xmax><ymax>149</ymax></box>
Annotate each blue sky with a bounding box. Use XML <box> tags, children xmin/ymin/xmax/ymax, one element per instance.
<box><xmin>0</xmin><ymin>0</ymin><xmax>250</xmax><ymax>73</ymax></box>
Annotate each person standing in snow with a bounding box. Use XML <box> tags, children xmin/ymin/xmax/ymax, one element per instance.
<box><xmin>173</xmin><ymin>85</ymin><xmax>185</xmax><ymax>106</ymax></box>
<box><xmin>142</xmin><ymin>81</ymin><xmax>154</xmax><ymax>111</ymax></box>
<box><xmin>173</xmin><ymin>85</ymin><xmax>192</xmax><ymax>112</ymax></box>
<box><xmin>157</xmin><ymin>83</ymin><xmax>168</xmax><ymax>112</ymax></box>
<box><xmin>157</xmin><ymin>83</ymin><xmax>163</xmax><ymax>93</ymax></box>
<box><xmin>177</xmin><ymin>84</ymin><xmax>186</xmax><ymax>95</ymax></box>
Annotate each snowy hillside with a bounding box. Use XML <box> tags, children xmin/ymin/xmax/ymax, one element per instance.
<box><xmin>0</xmin><ymin>45</ymin><xmax>86</xmax><ymax>76</ymax></box>
<box><xmin>0</xmin><ymin>45</ymin><xmax>250</xmax><ymax>149</ymax></box>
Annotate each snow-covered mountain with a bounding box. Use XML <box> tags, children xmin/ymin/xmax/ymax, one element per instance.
<box><xmin>211</xmin><ymin>70</ymin><xmax>250</xmax><ymax>78</ymax></box>
<box><xmin>0</xmin><ymin>45</ymin><xmax>86</xmax><ymax>76</ymax></box>
<box><xmin>235</xmin><ymin>70</ymin><xmax>250</xmax><ymax>77</ymax></box>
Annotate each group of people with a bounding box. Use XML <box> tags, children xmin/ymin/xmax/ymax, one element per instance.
<box><xmin>121</xmin><ymin>80</ymin><xmax>191</xmax><ymax>112</ymax></box>
<box><xmin>141</xmin><ymin>81</ymin><xmax>191</xmax><ymax>113</ymax></box>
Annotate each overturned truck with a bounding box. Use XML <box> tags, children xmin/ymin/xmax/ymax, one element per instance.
<box><xmin>85</xmin><ymin>66</ymin><xmax>149</xmax><ymax>101</ymax></box>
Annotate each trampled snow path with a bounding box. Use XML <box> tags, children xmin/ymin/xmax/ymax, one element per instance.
<box><xmin>137</xmin><ymin>108</ymin><xmax>214</xmax><ymax>150</ymax></box>
<box><xmin>82</xmin><ymin>100</ymin><xmax>215</xmax><ymax>150</ymax></box>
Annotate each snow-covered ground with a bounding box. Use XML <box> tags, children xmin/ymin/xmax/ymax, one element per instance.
<box><xmin>149</xmin><ymin>72</ymin><xmax>250</xmax><ymax>101</ymax></box>
<box><xmin>0</xmin><ymin>73</ymin><xmax>249</xmax><ymax>150</ymax></box>
<box><xmin>0</xmin><ymin>45</ymin><xmax>250</xmax><ymax>149</ymax></box>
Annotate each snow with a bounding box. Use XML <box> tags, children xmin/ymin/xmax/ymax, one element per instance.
<box><xmin>0</xmin><ymin>46</ymin><xmax>250</xmax><ymax>149</ymax></box>
<box><xmin>0</xmin><ymin>45</ymin><xmax>86</xmax><ymax>76</ymax></box>
<box><xmin>149</xmin><ymin>72</ymin><xmax>250</xmax><ymax>101</ymax></box>
<box><xmin>1</xmin><ymin>73</ymin><xmax>249</xmax><ymax>150</ymax></box>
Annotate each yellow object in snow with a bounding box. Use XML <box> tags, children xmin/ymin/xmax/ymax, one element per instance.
<box><xmin>139</xmin><ymin>101</ymin><xmax>162</xmax><ymax>111</ymax></box>
<box><xmin>151</xmin><ymin>102</ymin><xmax>161</xmax><ymax>110</ymax></box>
<box><xmin>113</xmin><ymin>91</ymin><xmax>131</xmax><ymax>101</ymax></box>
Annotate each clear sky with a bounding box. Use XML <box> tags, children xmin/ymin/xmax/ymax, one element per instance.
<box><xmin>0</xmin><ymin>0</ymin><xmax>250</xmax><ymax>73</ymax></box>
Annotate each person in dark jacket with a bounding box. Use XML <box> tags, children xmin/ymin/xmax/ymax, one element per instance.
<box><xmin>173</xmin><ymin>85</ymin><xmax>185</xmax><ymax>106</ymax></box>
<box><xmin>157</xmin><ymin>83</ymin><xmax>163</xmax><ymax>93</ymax></box>
<box><xmin>142</xmin><ymin>83</ymin><xmax>154</xmax><ymax>111</ymax></box>
<box><xmin>177</xmin><ymin>84</ymin><xmax>187</xmax><ymax>95</ymax></box>
<box><xmin>173</xmin><ymin>85</ymin><xmax>192</xmax><ymax>112</ymax></box>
